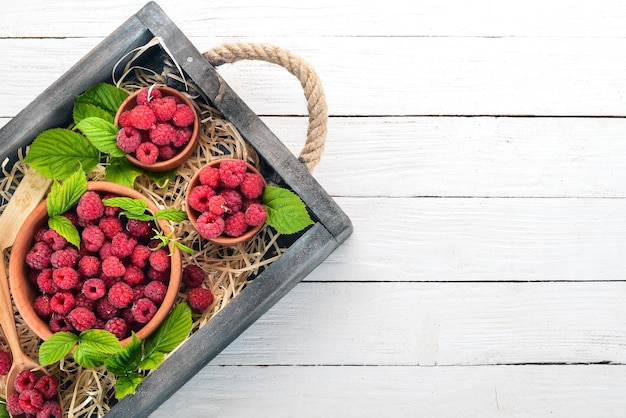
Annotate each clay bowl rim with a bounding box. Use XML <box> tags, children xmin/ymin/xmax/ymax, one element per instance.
<box><xmin>8</xmin><ymin>181</ymin><xmax>182</xmax><ymax>347</ymax></box>
<box><xmin>185</xmin><ymin>159</ymin><xmax>266</xmax><ymax>246</ymax></box>
<box><xmin>114</xmin><ymin>85</ymin><xmax>200</xmax><ymax>172</ymax></box>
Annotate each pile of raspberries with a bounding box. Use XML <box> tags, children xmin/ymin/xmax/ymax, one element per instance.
<box><xmin>6</xmin><ymin>370</ymin><xmax>61</xmax><ymax>417</ymax></box>
<box><xmin>25</xmin><ymin>190</ymin><xmax>174</xmax><ymax>341</ymax></box>
<box><xmin>188</xmin><ymin>159</ymin><xmax>267</xmax><ymax>240</ymax></box>
<box><xmin>116</xmin><ymin>86</ymin><xmax>196</xmax><ymax>165</ymax></box>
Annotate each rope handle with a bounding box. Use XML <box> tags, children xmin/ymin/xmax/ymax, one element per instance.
<box><xmin>203</xmin><ymin>43</ymin><xmax>327</xmax><ymax>172</ymax></box>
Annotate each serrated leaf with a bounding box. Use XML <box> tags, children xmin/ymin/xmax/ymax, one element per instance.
<box><xmin>155</xmin><ymin>208</ymin><xmax>188</xmax><ymax>222</ymax></box>
<box><xmin>73</xmin><ymin>344</ymin><xmax>110</xmax><ymax>368</ymax></box>
<box><xmin>145</xmin><ymin>169</ymin><xmax>178</xmax><ymax>188</ymax></box>
<box><xmin>74</xmin><ymin>102</ymin><xmax>114</xmax><ymax>125</ymax></box>
<box><xmin>76</xmin><ymin>117</ymin><xmax>125</xmax><ymax>157</ymax></box>
<box><xmin>76</xmin><ymin>82</ymin><xmax>129</xmax><ymax>115</ymax></box>
<box><xmin>48</xmin><ymin>215</ymin><xmax>80</xmax><ymax>248</ymax></box>
<box><xmin>105</xmin><ymin>333</ymin><xmax>143</xmax><ymax>376</ymax></box>
<box><xmin>261</xmin><ymin>186</ymin><xmax>314</xmax><ymax>234</ymax></box>
<box><xmin>24</xmin><ymin>128</ymin><xmax>100</xmax><ymax>180</ymax></box>
<box><xmin>102</xmin><ymin>197</ymin><xmax>147</xmax><ymax>216</ymax></box>
<box><xmin>46</xmin><ymin>170</ymin><xmax>88</xmax><ymax>217</ymax></box>
<box><xmin>0</xmin><ymin>403</ymin><xmax>9</xmax><ymax>418</ymax></box>
<box><xmin>137</xmin><ymin>351</ymin><xmax>165</xmax><ymax>370</ymax></box>
<box><xmin>105</xmin><ymin>157</ymin><xmax>143</xmax><ymax>188</ymax></box>
<box><xmin>79</xmin><ymin>329</ymin><xmax>123</xmax><ymax>355</ymax></box>
<box><xmin>115</xmin><ymin>373</ymin><xmax>144</xmax><ymax>399</ymax></box>
<box><xmin>39</xmin><ymin>332</ymin><xmax>79</xmax><ymax>365</ymax></box>
<box><xmin>145</xmin><ymin>303</ymin><xmax>192</xmax><ymax>355</ymax></box>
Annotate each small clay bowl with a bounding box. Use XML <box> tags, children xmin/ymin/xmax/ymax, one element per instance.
<box><xmin>185</xmin><ymin>159</ymin><xmax>266</xmax><ymax>246</ymax></box>
<box><xmin>114</xmin><ymin>85</ymin><xmax>199</xmax><ymax>172</ymax></box>
<box><xmin>9</xmin><ymin>181</ymin><xmax>182</xmax><ymax>346</ymax></box>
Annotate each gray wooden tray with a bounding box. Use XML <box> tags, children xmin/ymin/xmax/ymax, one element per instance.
<box><xmin>0</xmin><ymin>2</ymin><xmax>352</xmax><ymax>416</ymax></box>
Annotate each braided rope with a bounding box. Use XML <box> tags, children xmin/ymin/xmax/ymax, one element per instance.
<box><xmin>203</xmin><ymin>43</ymin><xmax>327</xmax><ymax>172</ymax></box>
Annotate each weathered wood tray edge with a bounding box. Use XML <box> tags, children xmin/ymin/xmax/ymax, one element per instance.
<box><xmin>0</xmin><ymin>2</ymin><xmax>352</xmax><ymax>417</ymax></box>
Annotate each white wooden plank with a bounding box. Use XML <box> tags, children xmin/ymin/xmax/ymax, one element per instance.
<box><xmin>211</xmin><ymin>281</ymin><xmax>626</xmax><ymax>366</ymax></box>
<box><xmin>4</xmin><ymin>0</ymin><xmax>626</xmax><ymax>38</ymax></box>
<box><xmin>309</xmin><ymin>197</ymin><xmax>626</xmax><ymax>282</ymax></box>
<box><xmin>1</xmin><ymin>37</ymin><xmax>626</xmax><ymax>117</ymax></box>
<box><xmin>149</xmin><ymin>364</ymin><xmax>626</xmax><ymax>418</ymax></box>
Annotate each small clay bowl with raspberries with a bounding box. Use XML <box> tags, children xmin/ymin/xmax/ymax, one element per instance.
<box><xmin>185</xmin><ymin>159</ymin><xmax>268</xmax><ymax>246</ymax></box>
<box><xmin>9</xmin><ymin>181</ymin><xmax>182</xmax><ymax>347</ymax></box>
<box><xmin>114</xmin><ymin>85</ymin><xmax>200</xmax><ymax>172</ymax></box>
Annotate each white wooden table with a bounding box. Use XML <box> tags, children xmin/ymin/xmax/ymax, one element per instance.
<box><xmin>2</xmin><ymin>1</ymin><xmax>626</xmax><ymax>416</ymax></box>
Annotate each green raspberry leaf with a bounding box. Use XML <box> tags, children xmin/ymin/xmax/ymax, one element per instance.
<box><xmin>24</xmin><ymin>128</ymin><xmax>100</xmax><ymax>180</ymax></box>
<box><xmin>261</xmin><ymin>186</ymin><xmax>314</xmax><ymax>234</ymax></box>
<box><xmin>39</xmin><ymin>332</ymin><xmax>79</xmax><ymax>365</ymax></box>
<box><xmin>103</xmin><ymin>197</ymin><xmax>147</xmax><ymax>216</ymax></box>
<box><xmin>79</xmin><ymin>329</ymin><xmax>123</xmax><ymax>355</ymax></box>
<box><xmin>155</xmin><ymin>208</ymin><xmax>188</xmax><ymax>222</ymax></box>
<box><xmin>105</xmin><ymin>333</ymin><xmax>143</xmax><ymax>376</ymax></box>
<box><xmin>137</xmin><ymin>350</ymin><xmax>165</xmax><ymax>371</ymax></box>
<box><xmin>76</xmin><ymin>82</ymin><xmax>129</xmax><ymax>116</ymax></box>
<box><xmin>74</xmin><ymin>344</ymin><xmax>110</xmax><ymax>368</ymax></box>
<box><xmin>145</xmin><ymin>303</ymin><xmax>192</xmax><ymax>355</ymax></box>
<box><xmin>46</xmin><ymin>169</ymin><xmax>88</xmax><ymax>217</ymax></box>
<box><xmin>0</xmin><ymin>403</ymin><xmax>9</xmax><ymax>418</ymax></box>
<box><xmin>105</xmin><ymin>157</ymin><xmax>143</xmax><ymax>188</ymax></box>
<box><xmin>115</xmin><ymin>372</ymin><xmax>144</xmax><ymax>399</ymax></box>
<box><xmin>76</xmin><ymin>117</ymin><xmax>125</xmax><ymax>157</ymax></box>
<box><xmin>48</xmin><ymin>215</ymin><xmax>80</xmax><ymax>248</ymax></box>
<box><xmin>74</xmin><ymin>102</ymin><xmax>115</xmax><ymax>125</ymax></box>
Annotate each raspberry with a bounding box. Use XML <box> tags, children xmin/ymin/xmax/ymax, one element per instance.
<box><xmin>159</xmin><ymin>145</ymin><xmax>177</xmax><ymax>160</ymax></box>
<box><xmin>131</xmin><ymin>298</ymin><xmax>157</xmax><ymax>323</ymax></box>
<box><xmin>36</xmin><ymin>270</ymin><xmax>57</xmax><ymax>294</ymax></box>
<box><xmin>132</xmin><ymin>284</ymin><xmax>146</xmax><ymax>302</ymax></box>
<box><xmin>220</xmin><ymin>189</ymin><xmax>243</xmax><ymax>213</ymax></box>
<box><xmin>135</xmin><ymin>142</ymin><xmax>159</xmax><ymax>164</ymax></box>
<box><xmin>34</xmin><ymin>375</ymin><xmax>59</xmax><ymax>400</ymax></box>
<box><xmin>102</xmin><ymin>194</ymin><xmax>121</xmax><ymax>217</ymax></box>
<box><xmin>49</xmin><ymin>291</ymin><xmax>75</xmax><ymax>315</ymax></box>
<box><xmin>126</xmin><ymin>219</ymin><xmax>153</xmax><ymax>238</ymax></box>
<box><xmin>171</xmin><ymin>126</ymin><xmax>192</xmax><ymax>148</ymax></box>
<box><xmin>111</xmin><ymin>233</ymin><xmax>137</xmax><ymax>258</ymax></box>
<box><xmin>123</xmin><ymin>265</ymin><xmax>145</xmax><ymax>286</ymax></box>
<box><xmin>130</xmin><ymin>244</ymin><xmax>151</xmax><ymax>268</ymax></box>
<box><xmin>100</xmin><ymin>274</ymin><xmax>121</xmax><ymax>289</ymax></box>
<box><xmin>208</xmin><ymin>195</ymin><xmax>227</xmax><ymax>216</ymax></box>
<box><xmin>224</xmin><ymin>212</ymin><xmax>248</xmax><ymax>237</ymax></box>
<box><xmin>38</xmin><ymin>400</ymin><xmax>63</xmax><ymax>418</ymax></box>
<box><xmin>149</xmin><ymin>248</ymin><xmax>170</xmax><ymax>272</ymax></box>
<box><xmin>52</xmin><ymin>267</ymin><xmax>80</xmax><ymax>290</ymax></box>
<box><xmin>34</xmin><ymin>227</ymin><xmax>49</xmax><ymax>242</ymax></box>
<box><xmin>68</xmin><ymin>307</ymin><xmax>96</xmax><ymax>332</ymax></box>
<box><xmin>118</xmin><ymin>110</ymin><xmax>133</xmax><ymax>128</ymax></box>
<box><xmin>76</xmin><ymin>191</ymin><xmax>104</xmax><ymax>221</ymax></box>
<box><xmin>198</xmin><ymin>166</ymin><xmax>220</xmax><ymax>188</ymax></box>
<box><xmin>102</xmin><ymin>256</ymin><xmax>126</xmax><ymax>277</ymax></box>
<box><xmin>245</xmin><ymin>203</ymin><xmax>267</xmax><ymax>226</ymax></box>
<box><xmin>78</xmin><ymin>255</ymin><xmax>100</xmax><ymax>277</ymax></box>
<box><xmin>99</xmin><ymin>241</ymin><xmax>114</xmax><ymax>260</ymax></box>
<box><xmin>49</xmin><ymin>315</ymin><xmax>73</xmax><ymax>332</ymax></box>
<box><xmin>150</xmin><ymin>96</ymin><xmax>177</xmax><ymax>122</ymax></box>
<box><xmin>104</xmin><ymin>317</ymin><xmax>127</xmax><ymax>340</ymax></box>
<box><xmin>187</xmin><ymin>184</ymin><xmax>216</xmax><ymax>213</ymax></box>
<box><xmin>34</xmin><ymin>296</ymin><xmax>53</xmax><ymax>319</ymax></box>
<box><xmin>6</xmin><ymin>393</ymin><xmax>23</xmax><ymax>416</ymax></box>
<box><xmin>241</xmin><ymin>197</ymin><xmax>261</xmax><ymax>213</ymax></box>
<box><xmin>50</xmin><ymin>247</ymin><xmax>79</xmax><ymax>269</ymax></box>
<box><xmin>128</xmin><ymin>104</ymin><xmax>156</xmax><ymax>130</ymax></box>
<box><xmin>116</xmin><ymin>126</ymin><xmax>142</xmax><ymax>153</ymax></box>
<box><xmin>149</xmin><ymin>122</ymin><xmax>177</xmax><ymax>146</ymax></box>
<box><xmin>82</xmin><ymin>278</ymin><xmax>106</xmax><ymax>300</ymax></box>
<box><xmin>0</xmin><ymin>350</ymin><xmax>11</xmax><ymax>375</ymax></box>
<box><xmin>42</xmin><ymin>228</ymin><xmax>68</xmax><ymax>251</ymax></box>
<box><xmin>26</xmin><ymin>242</ymin><xmax>52</xmax><ymax>270</ymax></box>
<box><xmin>99</xmin><ymin>217</ymin><xmax>123</xmax><ymax>239</ymax></box>
<box><xmin>108</xmin><ymin>282</ymin><xmax>134</xmax><ymax>308</ymax></box>
<box><xmin>240</xmin><ymin>172</ymin><xmax>265</xmax><ymax>199</ymax></box>
<box><xmin>74</xmin><ymin>293</ymin><xmax>96</xmax><ymax>310</ymax></box>
<box><xmin>171</xmin><ymin>103</ymin><xmax>195</xmax><ymax>127</ymax></box>
<box><xmin>182</xmin><ymin>264</ymin><xmax>205</xmax><ymax>288</ymax></box>
<box><xmin>19</xmin><ymin>389</ymin><xmax>44</xmax><ymax>414</ymax></box>
<box><xmin>14</xmin><ymin>370</ymin><xmax>38</xmax><ymax>392</ymax></box>
<box><xmin>136</xmin><ymin>86</ymin><xmax>162</xmax><ymax>106</ymax></box>
<box><xmin>187</xmin><ymin>287</ymin><xmax>214</xmax><ymax>312</ymax></box>
<box><xmin>82</xmin><ymin>225</ymin><xmax>106</xmax><ymax>253</ymax></box>
<box><xmin>196</xmin><ymin>211</ymin><xmax>225</xmax><ymax>240</ymax></box>
<box><xmin>219</xmin><ymin>159</ymin><xmax>247</xmax><ymax>188</ymax></box>
<box><xmin>144</xmin><ymin>280</ymin><xmax>167</xmax><ymax>304</ymax></box>
<box><xmin>147</xmin><ymin>267</ymin><xmax>170</xmax><ymax>284</ymax></box>
<box><xmin>96</xmin><ymin>298</ymin><xmax>120</xmax><ymax>320</ymax></box>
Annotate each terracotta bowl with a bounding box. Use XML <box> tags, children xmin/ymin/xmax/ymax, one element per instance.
<box><xmin>9</xmin><ymin>181</ymin><xmax>182</xmax><ymax>346</ymax></box>
<box><xmin>114</xmin><ymin>85</ymin><xmax>199</xmax><ymax>172</ymax></box>
<box><xmin>185</xmin><ymin>159</ymin><xmax>267</xmax><ymax>246</ymax></box>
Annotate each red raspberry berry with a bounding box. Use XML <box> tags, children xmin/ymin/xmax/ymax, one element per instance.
<box><xmin>135</xmin><ymin>142</ymin><xmax>159</xmax><ymax>164</ymax></box>
<box><xmin>149</xmin><ymin>122</ymin><xmax>177</xmax><ymax>146</ymax></box>
<box><xmin>0</xmin><ymin>350</ymin><xmax>11</xmax><ymax>375</ymax></box>
<box><xmin>76</xmin><ymin>191</ymin><xmax>104</xmax><ymax>221</ymax></box>
<box><xmin>158</xmin><ymin>144</ymin><xmax>177</xmax><ymax>160</ymax></box>
<box><xmin>150</xmin><ymin>96</ymin><xmax>177</xmax><ymax>122</ymax></box>
<box><xmin>99</xmin><ymin>241</ymin><xmax>114</xmax><ymax>260</ymax></box>
<box><xmin>240</xmin><ymin>172</ymin><xmax>265</xmax><ymax>199</ymax></box>
<box><xmin>118</xmin><ymin>110</ymin><xmax>133</xmax><ymax>128</ymax></box>
<box><xmin>223</xmin><ymin>211</ymin><xmax>248</xmax><ymax>237</ymax></box>
<box><xmin>149</xmin><ymin>248</ymin><xmax>170</xmax><ymax>272</ymax></box>
<box><xmin>102</xmin><ymin>256</ymin><xmax>126</xmax><ymax>277</ymax></box>
<box><xmin>116</xmin><ymin>126</ymin><xmax>142</xmax><ymax>153</ymax></box>
<box><xmin>244</xmin><ymin>203</ymin><xmax>267</xmax><ymax>226</ymax></box>
<box><xmin>187</xmin><ymin>287</ymin><xmax>214</xmax><ymax>312</ymax></box>
<box><xmin>34</xmin><ymin>375</ymin><xmax>59</xmax><ymax>400</ymax></box>
<box><xmin>144</xmin><ymin>280</ymin><xmax>167</xmax><ymax>304</ymax></box>
<box><xmin>18</xmin><ymin>388</ymin><xmax>44</xmax><ymax>414</ymax></box>
<box><xmin>99</xmin><ymin>216</ymin><xmax>124</xmax><ymax>239</ymax></box>
<box><xmin>68</xmin><ymin>307</ymin><xmax>97</xmax><ymax>332</ymax></box>
<box><xmin>42</xmin><ymin>228</ymin><xmax>68</xmax><ymax>250</ymax></box>
<box><xmin>172</xmin><ymin>126</ymin><xmax>192</xmax><ymax>148</ymax></box>
<box><xmin>198</xmin><ymin>166</ymin><xmax>220</xmax><ymax>188</ymax></box>
<box><xmin>182</xmin><ymin>264</ymin><xmax>205</xmax><ymax>288</ymax></box>
<box><xmin>111</xmin><ymin>233</ymin><xmax>137</xmax><ymax>258</ymax></box>
<box><xmin>26</xmin><ymin>241</ymin><xmax>52</xmax><ymax>270</ymax></box>
<box><xmin>196</xmin><ymin>211</ymin><xmax>225</xmax><ymax>240</ymax></box>
<box><xmin>82</xmin><ymin>225</ymin><xmax>106</xmax><ymax>253</ymax></box>
<box><xmin>104</xmin><ymin>317</ymin><xmax>127</xmax><ymax>340</ymax></box>
<box><xmin>126</xmin><ymin>219</ymin><xmax>154</xmax><ymax>238</ymax></box>
<box><xmin>136</xmin><ymin>86</ymin><xmax>162</xmax><ymax>106</ymax></box>
<box><xmin>49</xmin><ymin>314</ymin><xmax>73</xmax><ymax>332</ymax></box>
<box><xmin>52</xmin><ymin>267</ymin><xmax>80</xmax><ymax>290</ymax></box>
<box><xmin>147</xmin><ymin>267</ymin><xmax>170</xmax><ymax>284</ymax></box>
<box><xmin>50</xmin><ymin>247</ymin><xmax>79</xmax><ymax>269</ymax></box>
<box><xmin>108</xmin><ymin>282</ymin><xmax>134</xmax><ymax>308</ymax></box>
<box><xmin>208</xmin><ymin>195</ymin><xmax>228</xmax><ymax>216</ymax></box>
<box><xmin>131</xmin><ymin>298</ymin><xmax>157</xmax><ymax>323</ymax></box>
<box><xmin>130</xmin><ymin>244</ymin><xmax>151</xmax><ymax>268</ymax></box>
<box><xmin>6</xmin><ymin>393</ymin><xmax>23</xmax><ymax>416</ymax></box>
<box><xmin>38</xmin><ymin>400</ymin><xmax>63</xmax><ymax>418</ymax></box>
<box><xmin>75</xmin><ymin>293</ymin><xmax>96</xmax><ymax>310</ymax></box>
<box><xmin>78</xmin><ymin>255</ymin><xmax>101</xmax><ymax>277</ymax></box>
<box><xmin>36</xmin><ymin>270</ymin><xmax>57</xmax><ymax>294</ymax></box>
<box><xmin>218</xmin><ymin>159</ymin><xmax>247</xmax><ymax>188</ymax></box>
<box><xmin>128</xmin><ymin>104</ymin><xmax>156</xmax><ymax>130</ymax></box>
<box><xmin>123</xmin><ymin>265</ymin><xmax>145</xmax><ymax>286</ymax></box>
<box><xmin>96</xmin><ymin>298</ymin><xmax>120</xmax><ymax>320</ymax></box>
<box><xmin>14</xmin><ymin>370</ymin><xmax>38</xmax><ymax>392</ymax></box>
<box><xmin>49</xmin><ymin>291</ymin><xmax>75</xmax><ymax>315</ymax></box>
<box><xmin>220</xmin><ymin>189</ymin><xmax>243</xmax><ymax>213</ymax></box>
<box><xmin>171</xmin><ymin>103</ymin><xmax>195</xmax><ymax>127</ymax></box>
<box><xmin>83</xmin><ymin>278</ymin><xmax>106</xmax><ymax>300</ymax></box>
<box><xmin>34</xmin><ymin>295</ymin><xmax>53</xmax><ymax>319</ymax></box>
<box><xmin>188</xmin><ymin>184</ymin><xmax>216</xmax><ymax>213</ymax></box>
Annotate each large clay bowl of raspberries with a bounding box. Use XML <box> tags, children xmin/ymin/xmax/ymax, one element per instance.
<box><xmin>185</xmin><ymin>159</ymin><xmax>267</xmax><ymax>246</ymax></box>
<box><xmin>114</xmin><ymin>85</ymin><xmax>199</xmax><ymax>172</ymax></box>
<box><xmin>9</xmin><ymin>182</ymin><xmax>182</xmax><ymax>346</ymax></box>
